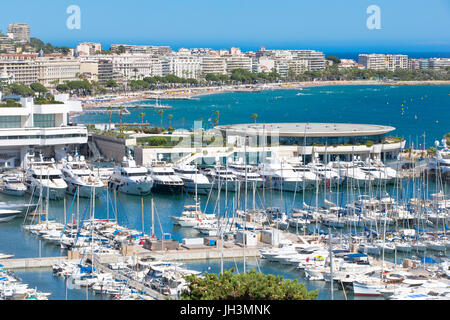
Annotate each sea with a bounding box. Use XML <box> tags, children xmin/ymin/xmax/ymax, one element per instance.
<box><xmin>1</xmin><ymin>85</ymin><xmax>449</xmax><ymax>300</ymax></box>
<box><xmin>77</xmin><ymin>85</ymin><xmax>450</xmax><ymax>149</ymax></box>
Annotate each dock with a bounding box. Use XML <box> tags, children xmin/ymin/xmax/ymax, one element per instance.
<box><xmin>0</xmin><ymin>256</ymin><xmax>67</xmax><ymax>269</ymax></box>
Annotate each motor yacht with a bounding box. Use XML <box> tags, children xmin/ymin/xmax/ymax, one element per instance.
<box><xmin>204</xmin><ymin>166</ymin><xmax>239</xmax><ymax>192</ymax></box>
<box><xmin>61</xmin><ymin>155</ymin><xmax>104</xmax><ymax>198</ymax></box>
<box><xmin>258</xmin><ymin>157</ymin><xmax>305</xmax><ymax>192</ymax></box>
<box><xmin>0</xmin><ymin>174</ymin><xmax>27</xmax><ymax>196</ymax></box>
<box><xmin>23</xmin><ymin>154</ymin><xmax>67</xmax><ymax>200</ymax></box>
<box><xmin>148</xmin><ymin>162</ymin><xmax>184</xmax><ymax>193</ymax></box>
<box><xmin>227</xmin><ymin>158</ymin><xmax>264</xmax><ymax>188</ymax></box>
<box><xmin>172</xmin><ymin>163</ymin><xmax>211</xmax><ymax>194</ymax></box>
<box><xmin>108</xmin><ymin>154</ymin><xmax>153</xmax><ymax>196</ymax></box>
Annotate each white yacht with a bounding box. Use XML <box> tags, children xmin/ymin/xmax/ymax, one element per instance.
<box><xmin>369</xmin><ymin>158</ymin><xmax>399</xmax><ymax>182</ymax></box>
<box><xmin>108</xmin><ymin>155</ymin><xmax>153</xmax><ymax>196</ymax></box>
<box><xmin>307</xmin><ymin>161</ymin><xmax>342</xmax><ymax>186</ymax></box>
<box><xmin>148</xmin><ymin>162</ymin><xmax>184</xmax><ymax>193</ymax></box>
<box><xmin>0</xmin><ymin>209</ymin><xmax>22</xmax><ymax>222</ymax></box>
<box><xmin>258</xmin><ymin>157</ymin><xmax>305</xmax><ymax>192</ymax></box>
<box><xmin>61</xmin><ymin>155</ymin><xmax>104</xmax><ymax>198</ymax></box>
<box><xmin>0</xmin><ymin>174</ymin><xmax>27</xmax><ymax>196</ymax></box>
<box><xmin>327</xmin><ymin>161</ymin><xmax>374</xmax><ymax>187</ymax></box>
<box><xmin>288</xmin><ymin>160</ymin><xmax>321</xmax><ymax>189</ymax></box>
<box><xmin>23</xmin><ymin>154</ymin><xmax>67</xmax><ymax>200</ymax></box>
<box><xmin>428</xmin><ymin>149</ymin><xmax>450</xmax><ymax>176</ymax></box>
<box><xmin>354</xmin><ymin>161</ymin><xmax>393</xmax><ymax>185</ymax></box>
<box><xmin>227</xmin><ymin>158</ymin><xmax>264</xmax><ymax>188</ymax></box>
<box><xmin>172</xmin><ymin>164</ymin><xmax>211</xmax><ymax>194</ymax></box>
<box><xmin>204</xmin><ymin>166</ymin><xmax>239</xmax><ymax>192</ymax></box>
<box><xmin>171</xmin><ymin>203</ymin><xmax>216</xmax><ymax>227</ymax></box>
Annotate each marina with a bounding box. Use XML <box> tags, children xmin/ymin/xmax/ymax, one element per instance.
<box><xmin>0</xmin><ymin>86</ymin><xmax>449</xmax><ymax>300</ymax></box>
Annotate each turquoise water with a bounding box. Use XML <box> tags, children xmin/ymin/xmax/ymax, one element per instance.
<box><xmin>77</xmin><ymin>85</ymin><xmax>450</xmax><ymax>148</ymax></box>
<box><xmin>2</xmin><ymin>85</ymin><xmax>449</xmax><ymax>300</ymax></box>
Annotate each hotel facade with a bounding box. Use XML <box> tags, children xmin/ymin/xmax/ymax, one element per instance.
<box><xmin>0</xmin><ymin>93</ymin><xmax>87</xmax><ymax>168</ymax></box>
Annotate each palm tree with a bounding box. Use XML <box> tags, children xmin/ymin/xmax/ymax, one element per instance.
<box><xmin>132</xmin><ymin>68</ymin><xmax>138</xmax><ymax>80</ymax></box>
<box><xmin>168</xmin><ymin>114</ymin><xmax>173</xmax><ymax>129</ymax></box>
<box><xmin>119</xmin><ymin>106</ymin><xmax>124</xmax><ymax>133</ymax></box>
<box><xmin>108</xmin><ymin>106</ymin><xmax>113</xmax><ymax>130</ymax></box>
<box><xmin>139</xmin><ymin>112</ymin><xmax>146</xmax><ymax>132</ymax></box>
<box><xmin>251</xmin><ymin>113</ymin><xmax>258</xmax><ymax>123</ymax></box>
<box><xmin>157</xmin><ymin>109</ymin><xmax>164</xmax><ymax>130</ymax></box>
<box><xmin>215</xmin><ymin>110</ymin><xmax>220</xmax><ymax>125</ymax></box>
<box><xmin>181</xmin><ymin>117</ymin><xmax>185</xmax><ymax>129</ymax></box>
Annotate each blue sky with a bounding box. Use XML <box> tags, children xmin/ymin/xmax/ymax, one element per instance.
<box><xmin>1</xmin><ymin>0</ymin><xmax>449</xmax><ymax>53</ymax></box>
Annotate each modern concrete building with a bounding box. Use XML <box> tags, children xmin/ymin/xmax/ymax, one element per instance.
<box><xmin>36</xmin><ymin>56</ymin><xmax>81</xmax><ymax>87</ymax></box>
<box><xmin>200</xmin><ymin>55</ymin><xmax>227</xmax><ymax>75</ymax></box>
<box><xmin>7</xmin><ymin>23</ymin><xmax>30</xmax><ymax>43</ymax></box>
<box><xmin>164</xmin><ymin>55</ymin><xmax>202</xmax><ymax>79</ymax></box>
<box><xmin>0</xmin><ymin>93</ymin><xmax>87</xmax><ymax>168</ymax></box>
<box><xmin>76</xmin><ymin>42</ymin><xmax>102</xmax><ymax>56</ymax></box>
<box><xmin>225</xmin><ymin>55</ymin><xmax>253</xmax><ymax>75</ymax></box>
<box><xmin>428</xmin><ymin>58</ymin><xmax>450</xmax><ymax>70</ymax></box>
<box><xmin>358</xmin><ymin>54</ymin><xmax>409</xmax><ymax>71</ymax></box>
<box><xmin>215</xmin><ymin>123</ymin><xmax>405</xmax><ymax>163</ymax></box>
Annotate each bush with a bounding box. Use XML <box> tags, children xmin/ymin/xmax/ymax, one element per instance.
<box><xmin>181</xmin><ymin>268</ymin><xmax>318</xmax><ymax>300</ymax></box>
<box><xmin>365</xmin><ymin>140</ymin><xmax>374</xmax><ymax>147</ymax></box>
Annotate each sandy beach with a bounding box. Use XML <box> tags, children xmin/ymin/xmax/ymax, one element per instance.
<box><xmin>81</xmin><ymin>80</ymin><xmax>450</xmax><ymax>108</ymax></box>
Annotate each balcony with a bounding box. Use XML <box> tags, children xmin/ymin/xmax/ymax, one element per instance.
<box><xmin>0</xmin><ymin>125</ymin><xmax>88</xmax><ymax>147</ymax></box>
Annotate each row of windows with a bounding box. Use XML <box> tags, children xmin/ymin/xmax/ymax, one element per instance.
<box><xmin>34</xmin><ymin>114</ymin><xmax>55</xmax><ymax>128</ymax></box>
<box><xmin>0</xmin><ymin>116</ymin><xmax>21</xmax><ymax>128</ymax></box>
<box><xmin>0</xmin><ymin>133</ymin><xmax>87</xmax><ymax>140</ymax></box>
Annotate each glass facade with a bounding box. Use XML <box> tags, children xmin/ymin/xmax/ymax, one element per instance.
<box><xmin>33</xmin><ymin>114</ymin><xmax>55</xmax><ymax>128</ymax></box>
<box><xmin>278</xmin><ymin>134</ymin><xmax>384</xmax><ymax>146</ymax></box>
<box><xmin>0</xmin><ymin>116</ymin><xmax>21</xmax><ymax>128</ymax></box>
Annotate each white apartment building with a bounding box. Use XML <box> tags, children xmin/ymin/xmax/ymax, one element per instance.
<box><xmin>76</xmin><ymin>42</ymin><xmax>102</xmax><ymax>56</ymax></box>
<box><xmin>428</xmin><ymin>58</ymin><xmax>450</xmax><ymax>70</ymax></box>
<box><xmin>358</xmin><ymin>54</ymin><xmax>409</xmax><ymax>71</ymax></box>
<box><xmin>36</xmin><ymin>57</ymin><xmax>81</xmax><ymax>87</ymax></box>
<box><xmin>0</xmin><ymin>58</ymin><xmax>39</xmax><ymax>85</ymax></box>
<box><xmin>200</xmin><ymin>55</ymin><xmax>227</xmax><ymax>75</ymax></box>
<box><xmin>164</xmin><ymin>55</ymin><xmax>202</xmax><ymax>79</ymax></box>
<box><xmin>253</xmin><ymin>57</ymin><xmax>275</xmax><ymax>73</ymax></box>
<box><xmin>291</xmin><ymin>50</ymin><xmax>326</xmax><ymax>71</ymax></box>
<box><xmin>0</xmin><ymin>93</ymin><xmax>87</xmax><ymax>168</ymax></box>
<box><xmin>7</xmin><ymin>23</ymin><xmax>30</xmax><ymax>43</ymax></box>
<box><xmin>287</xmin><ymin>59</ymin><xmax>309</xmax><ymax>74</ymax></box>
<box><xmin>225</xmin><ymin>55</ymin><xmax>253</xmax><ymax>74</ymax></box>
<box><xmin>111</xmin><ymin>54</ymin><xmax>164</xmax><ymax>80</ymax></box>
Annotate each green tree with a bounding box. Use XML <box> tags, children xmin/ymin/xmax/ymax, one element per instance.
<box><xmin>181</xmin><ymin>268</ymin><xmax>318</xmax><ymax>300</ymax></box>
<box><xmin>139</xmin><ymin>112</ymin><xmax>146</xmax><ymax>132</ymax></box>
<box><xmin>30</xmin><ymin>82</ymin><xmax>48</xmax><ymax>97</ymax></box>
<box><xmin>108</xmin><ymin>106</ymin><xmax>113</xmax><ymax>131</ymax></box>
<box><xmin>56</xmin><ymin>83</ymin><xmax>70</xmax><ymax>93</ymax></box>
<box><xmin>9</xmin><ymin>83</ymin><xmax>34</xmax><ymax>97</ymax></box>
<box><xmin>157</xmin><ymin>109</ymin><xmax>164</xmax><ymax>130</ymax></box>
<box><xmin>251</xmin><ymin>113</ymin><xmax>258</xmax><ymax>123</ymax></box>
<box><xmin>326</xmin><ymin>56</ymin><xmax>341</xmax><ymax>64</ymax></box>
<box><xmin>168</xmin><ymin>114</ymin><xmax>173</xmax><ymax>129</ymax></box>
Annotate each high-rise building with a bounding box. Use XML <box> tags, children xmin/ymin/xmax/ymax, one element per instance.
<box><xmin>76</xmin><ymin>43</ymin><xmax>102</xmax><ymax>56</ymax></box>
<box><xmin>225</xmin><ymin>56</ymin><xmax>252</xmax><ymax>75</ymax></box>
<box><xmin>358</xmin><ymin>54</ymin><xmax>408</xmax><ymax>71</ymax></box>
<box><xmin>200</xmin><ymin>55</ymin><xmax>227</xmax><ymax>75</ymax></box>
<box><xmin>7</xmin><ymin>23</ymin><xmax>30</xmax><ymax>43</ymax></box>
<box><xmin>428</xmin><ymin>58</ymin><xmax>450</xmax><ymax>70</ymax></box>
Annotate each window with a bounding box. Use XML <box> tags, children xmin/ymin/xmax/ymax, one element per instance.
<box><xmin>34</xmin><ymin>114</ymin><xmax>55</xmax><ymax>128</ymax></box>
<box><xmin>0</xmin><ymin>116</ymin><xmax>21</xmax><ymax>128</ymax></box>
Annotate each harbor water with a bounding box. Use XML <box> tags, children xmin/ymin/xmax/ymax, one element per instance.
<box><xmin>1</xmin><ymin>85</ymin><xmax>449</xmax><ymax>300</ymax></box>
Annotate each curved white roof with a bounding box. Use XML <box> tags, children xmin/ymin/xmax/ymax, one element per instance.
<box><xmin>215</xmin><ymin>123</ymin><xmax>395</xmax><ymax>137</ymax></box>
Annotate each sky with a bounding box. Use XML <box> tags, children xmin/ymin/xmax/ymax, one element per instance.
<box><xmin>1</xmin><ymin>0</ymin><xmax>449</xmax><ymax>54</ymax></box>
